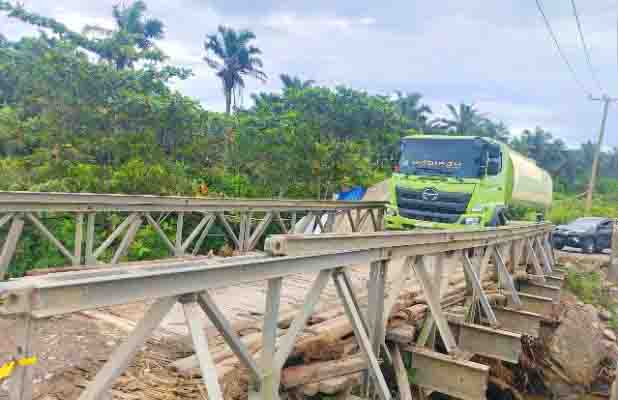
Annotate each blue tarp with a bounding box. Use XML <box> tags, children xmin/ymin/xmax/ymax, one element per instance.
<box><xmin>336</xmin><ymin>186</ymin><xmax>366</xmax><ymax>201</ymax></box>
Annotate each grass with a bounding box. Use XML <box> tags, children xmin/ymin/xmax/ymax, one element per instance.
<box><xmin>565</xmin><ymin>269</ymin><xmax>618</xmax><ymax>329</ymax></box>
<box><xmin>550</xmin><ymin>193</ymin><xmax>618</xmax><ymax>225</ymax></box>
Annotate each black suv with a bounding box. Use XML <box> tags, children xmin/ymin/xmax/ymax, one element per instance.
<box><xmin>552</xmin><ymin>217</ymin><xmax>614</xmax><ymax>253</ymax></box>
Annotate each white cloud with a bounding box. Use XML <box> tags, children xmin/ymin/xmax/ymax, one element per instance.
<box><xmin>3</xmin><ymin>0</ymin><xmax>618</xmax><ymax>145</ymax></box>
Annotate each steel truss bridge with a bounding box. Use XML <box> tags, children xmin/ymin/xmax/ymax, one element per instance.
<box><xmin>0</xmin><ymin>191</ymin><xmax>561</xmax><ymax>400</ymax></box>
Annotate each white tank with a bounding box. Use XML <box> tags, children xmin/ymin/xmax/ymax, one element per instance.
<box><xmin>508</xmin><ymin>149</ymin><xmax>553</xmax><ymax>209</ymax></box>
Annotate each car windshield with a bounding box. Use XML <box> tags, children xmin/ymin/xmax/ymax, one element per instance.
<box><xmin>567</xmin><ymin>218</ymin><xmax>603</xmax><ymax>230</ymax></box>
<box><xmin>399</xmin><ymin>138</ymin><xmax>485</xmax><ymax>179</ymax></box>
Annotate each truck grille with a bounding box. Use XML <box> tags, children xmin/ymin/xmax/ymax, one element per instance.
<box><xmin>396</xmin><ymin>186</ymin><xmax>472</xmax><ymax>224</ymax></box>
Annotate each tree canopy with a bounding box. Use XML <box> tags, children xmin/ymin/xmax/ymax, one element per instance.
<box><xmin>0</xmin><ymin>0</ymin><xmax>614</xmax><ymax>199</ymax></box>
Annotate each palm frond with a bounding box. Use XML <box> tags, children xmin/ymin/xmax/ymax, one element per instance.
<box><xmin>247</xmin><ymin>68</ymin><xmax>267</xmax><ymax>82</ymax></box>
<box><xmin>204</xmin><ymin>34</ymin><xmax>225</xmax><ymax>58</ymax></box>
<box><xmin>144</xmin><ymin>18</ymin><xmax>164</xmax><ymax>39</ymax></box>
<box><xmin>247</xmin><ymin>45</ymin><xmax>262</xmax><ymax>55</ymax></box>
<box><xmin>237</xmin><ymin>29</ymin><xmax>256</xmax><ymax>46</ymax></box>
<box><xmin>247</xmin><ymin>56</ymin><xmax>263</xmax><ymax>68</ymax></box>
<box><xmin>203</xmin><ymin>56</ymin><xmax>221</xmax><ymax>70</ymax></box>
<box><xmin>83</xmin><ymin>24</ymin><xmax>113</xmax><ymax>37</ymax></box>
<box><xmin>446</xmin><ymin>104</ymin><xmax>458</xmax><ymax>119</ymax></box>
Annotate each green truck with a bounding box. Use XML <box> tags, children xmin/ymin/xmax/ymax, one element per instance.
<box><xmin>385</xmin><ymin>135</ymin><xmax>552</xmax><ymax>230</ymax></box>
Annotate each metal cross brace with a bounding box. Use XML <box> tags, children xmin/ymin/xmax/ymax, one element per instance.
<box><xmin>493</xmin><ymin>247</ymin><xmax>522</xmax><ymax>308</ymax></box>
<box><xmin>526</xmin><ymin>238</ymin><xmax>546</xmax><ymax>282</ymax></box>
<box><xmin>462</xmin><ymin>253</ymin><xmax>498</xmax><ymax>327</ymax></box>
<box><xmin>413</xmin><ymin>256</ymin><xmax>459</xmax><ymax>353</ymax></box>
<box><xmin>333</xmin><ymin>269</ymin><xmax>391</xmax><ymax>400</ymax></box>
<box><xmin>534</xmin><ymin>236</ymin><xmax>553</xmax><ymax>274</ymax></box>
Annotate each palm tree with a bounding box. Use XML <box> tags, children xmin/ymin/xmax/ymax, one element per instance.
<box><xmin>84</xmin><ymin>0</ymin><xmax>164</xmax><ymax>69</ymax></box>
<box><xmin>436</xmin><ymin>103</ymin><xmax>485</xmax><ymax>134</ymax></box>
<box><xmin>204</xmin><ymin>26</ymin><xmax>267</xmax><ymax>114</ymax></box>
<box><xmin>1</xmin><ymin>1</ymin><xmax>165</xmax><ymax>69</ymax></box>
<box><xmin>480</xmin><ymin>120</ymin><xmax>510</xmax><ymax>142</ymax></box>
<box><xmin>280</xmin><ymin>74</ymin><xmax>315</xmax><ymax>90</ymax></box>
<box><xmin>393</xmin><ymin>92</ymin><xmax>432</xmax><ymax>132</ymax></box>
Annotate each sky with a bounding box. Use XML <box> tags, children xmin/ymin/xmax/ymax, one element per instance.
<box><xmin>2</xmin><ymin>1</ymin><xmax>618</xmax><ymax>147</ymax></box>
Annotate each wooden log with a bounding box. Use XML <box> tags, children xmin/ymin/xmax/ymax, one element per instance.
<box><xmin>172</xmin><ymin>264</ymin><xmax>501</xmax><ymax>380</ymax></box>
<box><xmin>386</xmin><ymin>324</ymin><xmax>416</xmax><ymax>345</ymax></box>
<box><xmin>302</xmin><ymin>383</ymin><xmax>320</xmax><ymax>397</ymax></box>
<box><xmin>281</xmin><ymin>355</ymin><xmax>367</xmax><ymax>388</ymax></box>
<box><xmin>172</xmin><ymin>329</ymin><xmax>276</xmax><ymax>375</ymax></box>
<box><xmin>292</xmin><ymin>316</ymin><xmax>354</xmax><ymax>360</ymax></box>
<box><xmin>319</xmin><ymin>372</ymin><xmax>362</xmax><ymax>395</ymax></box>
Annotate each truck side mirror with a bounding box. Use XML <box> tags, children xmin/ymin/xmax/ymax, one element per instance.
<box><xmin>486</xmin><ymin>144</ymin><xmax>502</xmax><ymax>175</ymax></box>
<box><xmin>487</xmin><ymin>159</ymin><xmax>500</xmax><ymax>175</ymax></box>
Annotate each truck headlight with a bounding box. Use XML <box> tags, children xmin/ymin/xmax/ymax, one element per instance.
<box><xmin>464</xmin><ymin>217</ymin><xmax>481</xmax><ymax>225</ymax></box>
<box><xmin>386</xmin><ymin>207</ymin><xmax>397</xmax><ymax>217</ymax></box>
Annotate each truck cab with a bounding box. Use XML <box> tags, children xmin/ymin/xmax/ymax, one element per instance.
<box><xmin>385</xmin><ymin>135</ymin><xmax>551</xmax><ymax>230</ymax></box>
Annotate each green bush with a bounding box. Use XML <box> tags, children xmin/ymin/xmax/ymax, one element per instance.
<box><xmin>550</xmin><ymin>194</ymin><xmax>618</xmax><ymax>225</ymax></box>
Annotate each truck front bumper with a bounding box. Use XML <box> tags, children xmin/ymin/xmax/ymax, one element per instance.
<box><xmin>385</xmin><ymin>215</ymin><xmax>476</xmax><ymax>231</ymax></box>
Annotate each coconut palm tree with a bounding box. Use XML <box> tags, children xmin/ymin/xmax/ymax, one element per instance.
<box><xmin>84</xmin><ymin>0</ymin><xmax>165</xmax><ymax>69</ymax></box>
<box><xmin>204</xmin><ymin>26</ymin><xmax>267</xmax><ymax>114</ymax></box>
<box><xmin>480</xmin><ymin>120</ymin><xmax>510</xmax><ymax>142</ymax></box>
<box><xmin>1</xmin><ymin>1</ymin><xmax>165</xmax><ymax>69</ymax></box>
<box><xmin>436</xmin><ymin>103</ymin><xmax>485</xmax><ymax>134</ymax></box>
<box><xmin>393</xmin><ymin>91</ymin><xmax>432</xmax><ymax>132</ymax></box>
<box><xmin>280</xmin><ymin>74</ymin><xmax>315</xmax><ymax>90</ymax></box>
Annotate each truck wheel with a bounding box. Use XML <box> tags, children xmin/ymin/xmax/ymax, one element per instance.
<box><xmin>582</xmin><ymin>239</ymin><xmax>595</xmax><ymax>254</ymax></box>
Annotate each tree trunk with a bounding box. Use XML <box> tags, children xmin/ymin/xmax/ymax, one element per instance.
<box><xmin>225</xmin><ymin>88</ymin><xmax>232</xmax><ymax>115</ymax></box>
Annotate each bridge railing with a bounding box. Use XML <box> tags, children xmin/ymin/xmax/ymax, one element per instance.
<box><xmin>0</xmin><ymin>221</ymin><xmax>557</xmax><ymax>400</ymax></box>
<box><xmin>0</xmin><ymin>191</ymin><xmax>386</xmax><ymax>279</ymax></box>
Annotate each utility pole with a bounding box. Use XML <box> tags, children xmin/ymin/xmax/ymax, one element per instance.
<box><xmin>589</xmin><ymin>95</ymin><xmax>618</xmax><ymax>282</ymax></box>
<box><xmin>585</xmin><ymin>95</ymin><xmax>617</xmax><ymax>215</ymax></box>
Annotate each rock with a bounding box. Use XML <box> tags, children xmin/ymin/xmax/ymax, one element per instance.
<box><xmin>604</xmin><ymin>329</ymin><xmax>617</xmax><ymax>342</ymax></box>
<box><xmin>600</xmin><ymin>310</ymin><xmax>611</xmax><ymax>321</ymax></box>
<box><xmin>602</xmin><ymin>339</ymin><xmax>618</xmax><ymax>360</ymax></box>
<box><xmin>547</xmin><ymin>303</ymin><xmax>605</xmax><ymax>386</ymax></box>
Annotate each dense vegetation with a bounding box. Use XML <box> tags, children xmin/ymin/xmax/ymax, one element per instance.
<box><xmin>0</xmin><ymin>1</ymin><xmax>615</xmax><ymax>274</ymax></box>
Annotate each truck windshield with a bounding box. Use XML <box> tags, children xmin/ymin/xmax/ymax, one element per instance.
<box><xmin>399</xmin><ymin>138</ymin><xmax>485</xmax><ymax>179</ymax></box>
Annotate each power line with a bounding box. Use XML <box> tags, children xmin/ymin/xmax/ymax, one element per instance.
<box><xmin>570</xmin><ymin>0</ymin><xmax>603</xmax><ymax>93</ymax></box>
<box><xmin>534</xmin><ymin>0</ymin><xmax>592</xmax><ymax>96</ymax></box>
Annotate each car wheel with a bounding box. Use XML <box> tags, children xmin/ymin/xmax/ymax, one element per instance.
<box><xmin>582</xmin><ymin>239</ymin><xmax>595</xmax><ymax>254</ymax></box>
